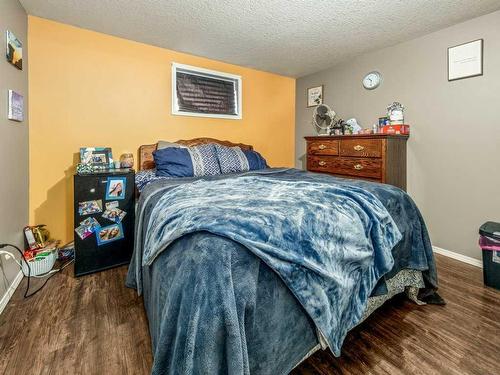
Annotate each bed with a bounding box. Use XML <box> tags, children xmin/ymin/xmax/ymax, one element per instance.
<box><xmin>126</xmin><ymin>138</ymin><xmax>441</xmax><ymax>375</ymax></box>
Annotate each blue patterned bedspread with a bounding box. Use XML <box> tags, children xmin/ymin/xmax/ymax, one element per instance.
<box><xmin>127</xmin><ymin>168</ymin><xmax>437</xmax><ymax>374</ymax></box>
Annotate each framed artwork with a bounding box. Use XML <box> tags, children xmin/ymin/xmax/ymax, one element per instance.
<box><xmin>96</xmin><ymin>223</ymin><xmax>124</xmax><ymax>245</ymax></box>
<box><xmin>307</xmin><ymin>85</ymin><xmax>323</xmax><ymax>107</ymax></box>
<box><xmin>6</xmin><ymin>30</ymin><xmax>22</xmax><ymax>70</ymax></box>
<box><xmin>8</xmin><ymin>90</ymin><xmax>23</xmax><ymax>122</ymax></box>
<box><xmin>448</xmin><ymin>39</ymin><xmax>483</xmax><ymax>81</ymax></box>
<box><xmin>80</xmin><ymin>147</ymin><xmax>112</xmax><ymax>168</ymax></box>
<box><xmin>105</xmin><ymin>177</ymin><xmax>126</xmax><ymax>200</ymax></box>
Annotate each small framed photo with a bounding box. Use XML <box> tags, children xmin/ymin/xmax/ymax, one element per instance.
<box><xmin>105</xmin><ymin>201</ymin><xmax>119</xmax><ymax>210</ymax></box>
<box><xmin>448</xmin><ymin>39</ymin><xmax>483</xmax><ymax>81</ymax></box>
<box><xmin>80</xmin><ymin>147</ymin><xmax>112</xmax><ymax>168</ymax></box>
<box><xmin>75</xmin><ymin>224</ymin><xmax>94</xmax><ymax>240</ymax></box>
<box><xmin>78</xmin><ymin>199</ymin><xmax>103</xmax><ymax>216</ymax></box>
<box><xmin>75</xmin><ymin>217</ymin><xmax>101</xmax><ymax>240</ymax></box>
<box><xmin>8</xmin><ymin>90</ymin><xmax>23</xmax><ymax>122</ymax></box>
<box><xmin>102</xmin><ymin>207</ymin><xmax>126</xmax><ymax>223</ymax></box>
<box><xmin>105</xmin><ymin>177</ymin><xmax>126</xmax><ymax>200</ymax></box>
<box><xmin>6</xmin><ymin>30</ymin><xmax>22</xmax><ymax>70</ymax></box>
<box><xmin>79</xmin><ymin>217</ymin><xmax>100</xmax><ymax>232</ymax></box>
<box><xmin>307</xmin><ymin>85</ymin><xmax>323</xmax><ymax>107</ymax></box>
<box><xmin>96</xmin><ymin>223</ymin><xmax>124</xmax><ymax>245</ymax></box>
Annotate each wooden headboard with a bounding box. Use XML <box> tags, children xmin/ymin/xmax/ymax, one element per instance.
<box><xmin>138</xmin><ymin>137</ymin><xmax>254</xmax><ymax>170</ymax></box>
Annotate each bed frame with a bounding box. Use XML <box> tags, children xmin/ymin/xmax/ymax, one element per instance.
<box><xmin>138</xmin><ymin>138</ymin><xmax>253</xmax><ymax>170</ymax></box>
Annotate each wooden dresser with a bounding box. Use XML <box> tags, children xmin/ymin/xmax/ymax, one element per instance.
<box><xmin>305</xmin><ymin>135</ymin><xmax>408</xmax><ymax>190</ymax></box>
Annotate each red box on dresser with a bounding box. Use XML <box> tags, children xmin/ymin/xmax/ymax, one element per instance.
<box><xmin>380</xmin><ymin>124</ymin><xmax>410</xmax><ymax>135</ymax></box>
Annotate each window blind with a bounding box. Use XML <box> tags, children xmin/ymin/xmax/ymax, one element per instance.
<box><xmin>176</xmin><ymin>71</ymin><xmax>238</xmax><ymax>115</ymax></box>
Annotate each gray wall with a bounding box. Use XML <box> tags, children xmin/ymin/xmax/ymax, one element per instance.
<box><xmin>296</xmin><ymin>11</ymin><xmax>500</xmax><ymax>261</ymax></box>
<box><xmin>0</xmin><ymin>0</ymin><xmax>28</xmax><ymax>304</ymax></box>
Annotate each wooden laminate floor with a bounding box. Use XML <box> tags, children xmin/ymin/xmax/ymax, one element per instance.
<box><xmin>0</xmin><ymin>254</ymin><xmax>499</xmax><ymax>375</ymax></box>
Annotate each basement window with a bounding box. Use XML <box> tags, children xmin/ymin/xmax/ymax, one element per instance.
<box><xmin>172</xmin><ymin>63</ymin><xmax>242</xmax><ymax>119</ymax></box>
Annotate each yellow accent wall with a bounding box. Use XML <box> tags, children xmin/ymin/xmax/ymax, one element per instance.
<box><xmin>28</xmin><ymin>16</ymin><xmax>295</xmax><ymax>243</ymax></box>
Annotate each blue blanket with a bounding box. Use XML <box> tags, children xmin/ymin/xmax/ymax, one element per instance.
<box><xmin>127</xmin><ymin>168</ymin><xmax>438</xmax><ymax>374</ymax></box>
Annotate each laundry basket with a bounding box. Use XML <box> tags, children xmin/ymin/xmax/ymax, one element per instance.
<box><xmin>22</xmin><ymin>251</ymin><xmax>57</xmax><ymax>276</ymax></box>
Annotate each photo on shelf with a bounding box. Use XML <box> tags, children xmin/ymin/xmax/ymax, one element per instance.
<box><xmin>79</xmin><ymin>147</ymin><xmax>112</xmax><ymax>169</ymax></box>
<box><xmin>96</xmin><ymin>223</ymin><xmax>124</xmax><ymax>245</ymax></box>
<box><xmin>105</xmin><ymin>177</ymin><xmax>126</xmax><ymax>200</ymax></box>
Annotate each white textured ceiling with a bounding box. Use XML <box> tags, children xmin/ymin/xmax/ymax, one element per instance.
<box><xmin>20</xmin><ymin>0</ymin><xmax>500</xmax><ymax>77</ymax></box>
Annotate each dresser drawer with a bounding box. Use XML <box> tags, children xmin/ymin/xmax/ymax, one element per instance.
<box><xmin>333</xmin><ymin>157</ymin><xmax>383</xmax><ymax>179</ymax></box>
<box><xmin>307</xmin><ymin>156</ymin><xmax>382</xmax><ymax>179</ymax></box>
<box><xmin>340</xmin><ymin>139</ymin><xmax>382</xmax><ymax>158</ymax></box>
<box><xmin>307</xmin><ymin>140</ymin><xmax>339</xmax><ymax>156</ymax></box>
<box><xmin>307</xmin><ymin>155</ymin><xmax>337</xmax><ymax>172</ymax></box>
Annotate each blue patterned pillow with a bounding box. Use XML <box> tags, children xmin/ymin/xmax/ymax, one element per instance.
<box><xmin>135</xmin><ymin>169</ymin><xmax>170</xmax><ymax>191</ymax></box>
<box><xmin>154</xmin><ymin>144</ymin><xmax>221</xmax><ymax>177</ymax></box>
<box><xmin>214</xmin><ymin>144</ymin><xmax>249</xmax><ymax>173</ymax></box>
<box><xmin>214</xmin><ymin>144</ymin><xmax>268</xmax><ymax>173</ymax></box>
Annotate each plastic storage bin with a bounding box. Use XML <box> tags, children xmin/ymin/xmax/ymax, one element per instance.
<box><xmin>22</xmin><ymin>250</ymin><xmax>57</xmax><ymax>277</ymax></box>
<box><xmin>479</xmin><ymin>221</ymin><xmax>500</xmax><ymax>290</ymax></box>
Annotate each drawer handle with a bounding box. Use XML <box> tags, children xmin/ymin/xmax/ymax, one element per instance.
<box><xmin>318</xmin><ymin>161</ymin><xmax>327</xmax><ymax>166</ymax></box>
<box><xmin>353</xmin><ymin>145</ymin><xmax>365</xmax><ymax>151</ymax></box>
<box><xmin>354</xmin><ymin>164</ymin><xmax>363</xmax><ymax>170</ymax></box>
<box><xmin>318</xmin><ymin>144</ymin><xmax>327</xmax><ymax>150</ymax></box>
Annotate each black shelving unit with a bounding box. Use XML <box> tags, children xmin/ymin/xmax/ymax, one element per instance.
<box><xmin>73</xmin><ymin>169</ymin><xmax>135</xmax><ymax>277</ymax></box>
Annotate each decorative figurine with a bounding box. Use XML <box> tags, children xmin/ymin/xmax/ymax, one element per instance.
<box><xmin>328</xmin><ymin>119</ymin><xmax>346</xmax><ymax>135</ymax></box>
<box><xmin>345</xmin><ymin>118</ymin><xmax>362</xmax><ymax>134</ymax></box>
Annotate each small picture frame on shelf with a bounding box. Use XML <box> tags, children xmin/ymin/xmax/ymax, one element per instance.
<box><xmin>80</xmin><ymin>147</ymin><xmax>112</xmax><ymax>169</ymax></box>
<box><xmin>307</xmin><ymin>85</ymin><xmax>323</xmax><ymax>107</ymax></box>
<box><xmin>448</xmin><ymin>39</ymin><xmax>483</xmax><ymax>81</ymax></box>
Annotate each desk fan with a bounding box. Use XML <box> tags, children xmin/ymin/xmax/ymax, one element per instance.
<box><xmin>312</xmin><ymin>104</ymin><xmax>344</xmax><ymax>135</ymax></box>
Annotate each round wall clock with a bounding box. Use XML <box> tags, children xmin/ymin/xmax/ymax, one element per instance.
<box><xmin>362</xmin><ymin>71</ymin><xmax>382</xmax><ymax>90</ymax></box>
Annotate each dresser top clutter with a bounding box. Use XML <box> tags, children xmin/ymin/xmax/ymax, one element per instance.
<box><xmin>305</xmin><ymin>134</ymin><xmax>408</xmax><ymax>190</ymax></box>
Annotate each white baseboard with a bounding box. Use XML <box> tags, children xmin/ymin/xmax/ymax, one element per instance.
<box><xmin>432</xmin><ymin>246</ymin><xmax>483</xmax><ymax>268</ymax></box>
<box><xmin>0</xmin><ymin>270</ymin><xmax>23</xmax><ymax>315</ymax></box>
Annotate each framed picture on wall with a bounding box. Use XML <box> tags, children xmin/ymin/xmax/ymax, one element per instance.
<box><xmin>8</xmin><ymin>90</ymin><xmax>24</xmax><ymax>122</ymax></box>
<box><xmin>448</xmin><ymin>39</ymin><xmax>483</xmax><ymax>81</ymax></box>
<box><xmin>5</xmin><ymin>30</ymin><xmax>22</xmax><ymax>70</ymax></box>
<box><xmin>307</xmin><ymin>85</ymin><xmax>323</xmax><ymax>107</ymax></box>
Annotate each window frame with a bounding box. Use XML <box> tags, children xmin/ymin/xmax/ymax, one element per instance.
<box><xmin>171</xmin><ymin>62</ymin><xmax>243</xmax><ymax>120</ymax></box>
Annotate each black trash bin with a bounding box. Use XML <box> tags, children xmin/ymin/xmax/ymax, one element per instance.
<box><xmin>479</xmin><ymin>221</ymin><xmax>500</xmax><ymax>290</ymax></box>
